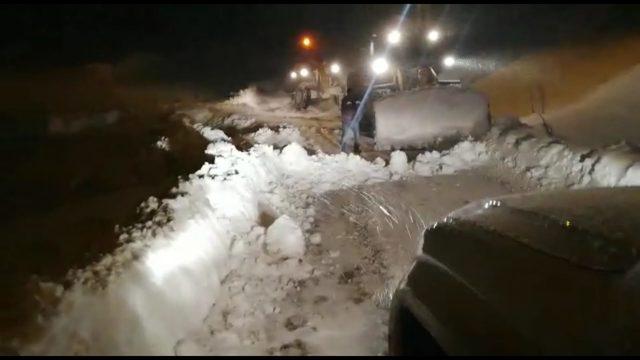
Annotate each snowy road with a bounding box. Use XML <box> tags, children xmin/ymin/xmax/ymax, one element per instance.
<box><xmin>169</xmin><ymin>101</ymin><xmax>516</xmax><ymax>355</ymax></box>
<box><xmin>22</xmin><ymin>87</ymin><xmax>640</xmax><ymax>355</ymax></box>
<box><xmin>175</xmin><ymin>172</ymin><xmax>513</xmax><ymax>355</ymax></box>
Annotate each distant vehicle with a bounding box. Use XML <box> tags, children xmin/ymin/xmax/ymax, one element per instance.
<box><xmin>286</xmin><ymin>35</ymin><xmax>346</xmax><ymax>110</ymax></box>
<box><xmin>389</xmin><ymin>187</ymin><xmax>640</xmax><ymax>355</ymax></box>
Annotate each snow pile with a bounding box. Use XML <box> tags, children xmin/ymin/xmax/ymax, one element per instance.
<box><xmin>155</xmin><ymin>136</ymin><xmax>170</xmax><ymax>151</ymax></box>
<box><xmin>21</xmin><ymin>119</ymin><xmax>494</xmax><ymax>355</ymax></box>
<box><xmin>193</xmin><ymin>126</ymin><xmax>231</xmax><ymax>143</ymax></box>
<box><xmin>485</xmin><ymin>120</ymin><xmax>640</xmax><ymax>189</ymax></box>
<box><xmin>21</xmin><ymin>133</ymin><xmax>395</xmax><ymax>355</ymax></box>
<box><xmin>388</xmin><ymin>151</ymin><xmax>409</xmax><ymax>179</ymax></box>
<box><xmin>374</xmin><ymin>87</ymin><xmax>490</xmax><ymax>150</ymax></box>
<box><xmin>265</xmin><ymin>215</ymin><xmax>305</xmax><ymax>258</ymax></box>
<box><xmin>226</xmin><ymin>86</ymin><xmax>292</xmax><ymax>112</ymax></box>
<box><xmin>414</xmin><ymin>140</ymin><xmax>491</xmax><ymax>177</ymax></box>
<box><xmin>249</xmin><ymin>126</ymin><xmax>306</xmax><ymax>147</ymax></box>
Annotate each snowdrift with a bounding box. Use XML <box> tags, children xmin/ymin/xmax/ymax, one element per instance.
<box><xmin>485</xmin><ymin>119</ymin><xmax>640</xmax><ymax>189</ymax></box>
<box><xmin>374</xmin><ymin>87</ymin><xmax>490</xmax><ymax>150</ymax></box>
<box><xmin>522</xmin><ymin>65</ymin><xmax>640</xmax><ymax>148</ymax></box>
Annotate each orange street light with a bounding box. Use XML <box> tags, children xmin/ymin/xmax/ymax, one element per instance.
<box><xmin>301</xmin><ymin>36</ymin><xmax>313</xmax><ymax>49</ymax></box>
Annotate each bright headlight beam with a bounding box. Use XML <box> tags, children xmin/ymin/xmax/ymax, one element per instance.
<box><xmin>371</xmin><ymin>57</ymin><xmax>389</xmax><ymax>75</ymax></box>
<box><xmin>299</xmin><ymin>68</ymin><xmax>309</xmax><ymax>77</ymax></box>
<box><xmin>427</xmin><ymin>29</ymin><xmax>440</xmax><ymax>43</ymax></box>
<box><xmin>387</xmin><ymin>29</ymin><xmax>401</xmax><ymax>45</ymax></box>
<box><xmin>290</xmin><ymin>71</ymin><xmax>298</xmax><ymax>79</ymax></box>
<box><xmin>330</xmin><ymin>63</ymin><xmax>340</xmax><ymax>74</ymax></box>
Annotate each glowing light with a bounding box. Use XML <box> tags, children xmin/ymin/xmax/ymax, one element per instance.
<box><xmin>301</xmin><ymin>36</ymin><xmax>312</xmax><ymax>48</ymax></box>
<box><xmin>387</xmin><ymin>30</ymin><xmax>401</xmax><ymax>45</ymax></box>
<box><xmin>443</xmin><ymin>55</ymin><xmax>456</xmax><ymax>68</ymax></box>
<box><xmin>299</xmin><ymin>68</ymin><xmax>309</xmax><ymax>77</ymax></box>
<box><xmin>330</xmin><ymin>63</ymin><xmax>340</xmax><ymax>74</ymax></box>
<box><xmin>427</xmin><ymin>29</ymin><xmax>440</xmax><ymax>43</ymax></box>
<box><xmin>290</xmin><ymin>71</ymin><xmax>298</xmax><ymax>79</ymax></box>
<box><xmin>371</xmin><ymin>57</ymin><xmax>389</xmax><ymax>75</ymax></box>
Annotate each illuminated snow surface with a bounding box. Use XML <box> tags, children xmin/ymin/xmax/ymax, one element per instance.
<box><xmin>20</xmin><ymin>102</ymin><xmax>640</xmax><ymax>355</ymax></box>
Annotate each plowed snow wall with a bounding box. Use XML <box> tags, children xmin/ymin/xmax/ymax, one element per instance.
<box><xmin>374</xmin><ymin>87</ymin><xmax>490</xmax><ymax>150</ymax></box>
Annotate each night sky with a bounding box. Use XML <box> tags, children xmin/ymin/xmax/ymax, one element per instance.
<box><xmin>1</xmin><ymin>4</ymin><xmax>639</xmax><ymax>95</ymax></box>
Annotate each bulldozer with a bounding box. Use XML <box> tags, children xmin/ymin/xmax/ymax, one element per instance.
<box><xmin>344</xmin><ymin>25</ymin><xmax>489</xmax><ymax>150</ymax></box>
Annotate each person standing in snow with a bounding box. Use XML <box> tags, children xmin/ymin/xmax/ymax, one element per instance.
<box><xmin>340</xmin><ymin>88</ymin><xmax>362</xmax><ymax>153</ymax></box>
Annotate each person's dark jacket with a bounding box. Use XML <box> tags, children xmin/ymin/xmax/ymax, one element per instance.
<box><xmin>340</xmin><ymin>94</ymin><xmax>361</xmax><ymax>124</ymax></box>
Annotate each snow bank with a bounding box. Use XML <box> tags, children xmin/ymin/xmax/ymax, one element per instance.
<box><xmin>22</xmin><ymin>122</ymin><xmax>495</xmax><ymax>355</ymax></box>
<box><xmin>374</xmin><ymin>87</ymin><xmax>490</xmax><ymax>150</ymax></box>
<box><xmin>21</xmin><ymin>132</ymin><xmax>393</xmax><ymax>355</ymax></box>
<box><xmin>485</xmin><ymin>120</ymin><xmax>640</xmax><ymax>189</ymax></box>
<box><xmin>414</xmin><ymin>140</ymin><xmax>491</xmax><ymax>177</ymax></box>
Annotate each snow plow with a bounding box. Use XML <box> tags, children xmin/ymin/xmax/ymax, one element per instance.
<box><xmin>345</xmin><ymin>22</ymin><xmax>490</xmax><ymax>150</ymax></box>
<box><xmin>286</xmin><ymin>35</ymin><xmax>346</xmax><ymax>111</ymax></box>
<box><xmin>345</xmin><ymin>62</ymin><xmax>489</xmax><ymax>150</ymax></box>
<box><xmin>288</xmin><ymin>61</ymin><xmax>345</xmax><ymax>111</ymax></box>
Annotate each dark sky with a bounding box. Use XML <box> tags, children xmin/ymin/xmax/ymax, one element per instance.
<box><xmin>1</xmin><ymin>4</ymin><xmax>639</xmax><ymax>95</ymax></box>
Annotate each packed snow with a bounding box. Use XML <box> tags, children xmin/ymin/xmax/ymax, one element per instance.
<box><xmin>485</xmin><ymin>119</ymin><xmax>640</xmax><ymax>189</ymax></box>
<box><xmin>21</xmin><ymin>120</ymin><xmax>493</xmax><ymax>355</ymax></box>
<box><xmin>265</xmin><ymin>215</ymin><xmax>305</xmax><ymax>258</ymax></box>
<box><xmin>374</xmin><ymin>87</ymin><xmax>491</xmax><ymax>150</ymax></box>
<box><xmin>18</xmin><ymin>97</ymin><xmax>640</xmax><ymax>355</ymax></box>
<box><xmin>249</xmin><ymin>126</ymin><xmax>307</xmax><ymax>147</ymax></box>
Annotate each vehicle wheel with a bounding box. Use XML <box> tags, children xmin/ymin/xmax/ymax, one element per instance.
<box><xmin>389</xmin><ymin>301</ymin><xmax>445</xmax><ymax>356</ymax></box>
<box><xmin>293</xmin><ymin>89</ymin><xmax>307</xmax><ymax>110</ymax></box>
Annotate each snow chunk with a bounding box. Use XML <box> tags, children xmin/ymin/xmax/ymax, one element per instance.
<box><xmin>309</xmin><ymin>233</ymin><xmax>322</xmax><ymax>245</ymax></box>
<box><xmin>265</xmin><ymin>215</ymin><xmax>305</xmax><ymax>258</ymax></box>
<box><xmin>249</xmin><ymin>126</ymin><xmax>306</xmax><ymax>147</ymax></box>
<box><xmin>414</xmin><ymin>140</ymin><xmax>490</xmax><ymax>176</ymax></box>
<box><xmin>389</xmin><ymin>151</ymin><xmax>409</xmax><ymax>177</ymax></box>
<box><xmin>198</xmin><ymin>127</ymin><xmax>231</xmax><ymax>143</ymax></box>
<box><xmin>155</xmin><ymin>136</ymin><xmax>170</xmax><ymax>151</ymax></box>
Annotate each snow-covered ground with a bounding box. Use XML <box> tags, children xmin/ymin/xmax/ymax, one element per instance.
<box><xmin>16</xmin><ymin>88</ymin><xmax>640</xmax><ymax>355</ymax></box>
<box><xmin>521</xmin><ymin>64</ymin><xmax>640</xmax><ymax>148</ymax></box>
<box><xmin>221</xmin><ymin>86</ymin><xmax>339</xmax><ymax>120</ymax></box>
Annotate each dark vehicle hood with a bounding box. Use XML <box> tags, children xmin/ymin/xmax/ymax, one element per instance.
<box><xmin>413</xmin><ymin>186</ymin><xmax>640</xmax><ymax>354</ymax></box>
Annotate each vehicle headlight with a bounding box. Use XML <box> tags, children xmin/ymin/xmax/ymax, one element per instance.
<box><xmin>299</xmin><ymin>68</ymin><xmax>310</xmax><ymax>77</ymax></box>
<box><xmin>330</xmin><ymin>63</ymin><xmax>340</xmax><ymax>74</ymax></box>
<box><xmin>443</xmin><ymin>55</ymin><xmax>456</xmax><ymax>68</ymax></box>
<box><xmin>387</xmin><ymin>30</ymin><xmax>401</xmax><ymax>45</ymax></box>
<box><xmin>290</xmin><ymin>71</ymin><xmax>298</xmax><ymax>80</ymax></box>
<box><xmin>427</xmin><ymin>29</ymin><xmax>440</xmax><ymax>43</ymax></box>
<box><xmin>371</xmin><ymin>57</ymin><xmax>389</xmax><ymax>75</ymax></box>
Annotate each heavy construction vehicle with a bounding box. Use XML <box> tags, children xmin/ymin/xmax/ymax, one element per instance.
<box><xmin>345</xmin><ymin>26</ymin><xmax>470</xmax><ymax>142</ymax></box>
<box><xmin>286</xmin><ymin>35</ymin><xmax>346</xmax><ymax>110</ymax></box>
